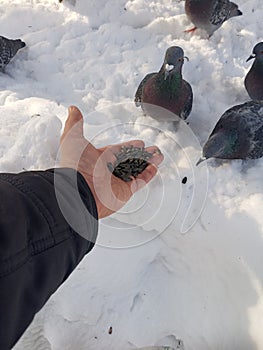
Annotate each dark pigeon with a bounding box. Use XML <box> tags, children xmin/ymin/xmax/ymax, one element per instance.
<box><xmin>0</xmin><ymin>36</ymin><xmax>26</xmax><ymax>72</ymax></box>
<box><xmin>245</xmin><ymin>42</ymin><xmax>263</xmax><ymax>101</ymax></box>
<box><xmin>185</xmin><ymin>0</ymin><xmax>242</xmax><ymax>37</ymax></box>
<box><xmin>197</xmin><ymin>101</ymin><xmax>263</xmax><ymax>164</ymax></box>
<box><xmin>134</xmin><ymin>46</ymin><xmax>193</xmax><ymax>123</ymax></box>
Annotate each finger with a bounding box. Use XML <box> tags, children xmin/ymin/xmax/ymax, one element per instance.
<box><xmin>145</xmin><ymin>146</ymin><xmax>164</xmax><ymax>167</ymax></box>
<box><xmin>130</xmin><ymin>164</ymin><xmax>159</xmax><ymax>192</ymax></box>
<box><xmin>144</xmin><ymin>145</ymin><xmax>161</xmax><ymax>154</ymax></box>
<box><xmin>61</xmin><ymin>106</ymin><xmax>84</xmax><ymax>142</ymax></box>
<box><xmin>60</xmin><ymin>106</ymin><xmax>99</xmax><ymax>157</ymax></box>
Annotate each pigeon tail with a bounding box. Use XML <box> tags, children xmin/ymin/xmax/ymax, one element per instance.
<box><xmin>20</xmin><ymin>40</ymin><xmax>26</xmax><ymax>48</ymax></box>
<box><xmin>8</xmin><ymin>39</ymin><xmax>26</xmax><ymax>57</ymax></box>
<box><xmin>13</xmin><ymin>39</ymin><xmax>26</xmax><ymax>50</ymax></box>
<box><xmin>229</xmin><ymin>2</ymin><xmax>242</xmax><ymax>18</ymax></box>
<box><xmin>0</xmin><ymin>36</ymin><xmax>26</xmax><ymax>71</ymax></box>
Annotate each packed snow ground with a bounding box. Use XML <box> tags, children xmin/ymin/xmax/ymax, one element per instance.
<box><xmin>0</xmin><ymin>0</ymin><xmax>263</xmax><ymax>349</ymax></box>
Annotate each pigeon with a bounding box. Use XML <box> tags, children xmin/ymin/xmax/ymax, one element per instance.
<box><xmin>185</xmin><ymin>0</ymin><xmax>242</xmax><ymax>37</ymax></box>
<box><xmin>197</xmin><ymin>100</ymin><xmax>263</xmax><ymax>164</ymax></box>
<box><xmin>134</xmin><ymin>46</ymin><xmax>193</xmax><ymax>123</ymax></box>
<box><xmin>245</xmin><ymin>42</ymin><xmax>263</xmax><ymax>101</ymax></box>
<box><xmin>0</xmin><ymin>36</ymin><xmax>26</xmax><ymax>72</ymax></box>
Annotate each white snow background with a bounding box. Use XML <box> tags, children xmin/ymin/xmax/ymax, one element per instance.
<box><xmin>0</xmin><ymin>0</ymin><xmax>263</xmax><ymax>349</ymax></box>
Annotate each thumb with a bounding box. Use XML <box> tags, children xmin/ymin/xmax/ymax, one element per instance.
<box><xmin>61</xmin><ymin>105</ymin><xmax>84</xmax><ymax>141</ymax></box>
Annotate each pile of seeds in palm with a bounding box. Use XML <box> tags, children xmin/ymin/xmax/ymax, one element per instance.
<box><xmin>107</xmin><ymin>145</ymin><xmax>153</xmax><ymax>182</ymax></box>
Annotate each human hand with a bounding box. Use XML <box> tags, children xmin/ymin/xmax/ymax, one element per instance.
<box><xmin>59</xmin><ymin>106</ymin><xmax>164</xmax><ymax>219</ymax></box>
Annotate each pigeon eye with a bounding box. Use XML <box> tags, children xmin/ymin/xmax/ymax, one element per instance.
<box><xmin>178</xmin><ymin>58</ymin><xmax>183</xmax><ymax>62</ymax></box>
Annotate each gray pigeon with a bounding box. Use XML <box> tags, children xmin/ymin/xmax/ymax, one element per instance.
<box><xmin>185</xmin><ymin>0</ymin><xmax>242</xmax><ymax>37</ymax></box>
<box><xmin>197</xmin><ymin>100</ymin><xmax>263</xmax><ymax>164</ymax></box>
<box><xmin>134</xmin><ymin>46</ymin><xmax>193</xmax><ymax>123</ymax></box>
<box><xmin>0</xmin><ymin>36</ymin><xmax>26</xmax><ymax>72</ymax></box>
<box><xmin>245</xmin><ymin>42</ymin><xmax>263</xmax><ymax>101</ymax></box>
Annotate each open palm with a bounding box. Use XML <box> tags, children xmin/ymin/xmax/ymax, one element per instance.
<box><xmin>59</xmin><ymin>106</ymin><xmax>164</xmax><ymax>218</ymax></box>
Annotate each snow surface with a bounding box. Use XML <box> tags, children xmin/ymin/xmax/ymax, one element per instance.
<box><xmin>0</xmin><ymin>0</ymin><xmax>262</xmax><ymax>349</ymax></box>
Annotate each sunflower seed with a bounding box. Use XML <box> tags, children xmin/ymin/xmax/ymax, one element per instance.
<box><xmin>108</xmin><ymin>146</ymin><xmax>153</xmax><ymax>182</ymax></box>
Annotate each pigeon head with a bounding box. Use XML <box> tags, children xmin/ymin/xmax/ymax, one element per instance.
<box><xmin>163</xmin><ymin>46</ymin><xmax>188</xmax><ymax>80</ymax></box>
<box><xmin>197</xmin><ymin>130</ymin><xmax>239</xmax><ymax>165</ymax></box>
<box><xmin>246</xmin><ymin>42</ymin><xmax>263</xmax><ymax>62</ymax></box>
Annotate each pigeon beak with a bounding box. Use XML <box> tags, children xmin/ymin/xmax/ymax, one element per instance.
<box><xmin>246</xmin><ymin>54</ymin><xmax>256</xmax><ymax>62</ymax></box>
<box><xmin>196</xmin><ymin>157</ymin><xmax>206</xmax><ymax>166</ymax></box>
<box><xmin>184</xmin><ymin>56</ymin><xmax>189</xmax><ymax>62</ymax></box>
<box><xmin>164</xmin><ymin>63</ymin><xmax>174</xmax><ymax>80</ymax></box>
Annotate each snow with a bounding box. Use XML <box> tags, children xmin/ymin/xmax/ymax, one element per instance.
<box><xmin>0</xmin><ymin>0</ymin><xmax>262</xmax><ymax>349</ymax></box>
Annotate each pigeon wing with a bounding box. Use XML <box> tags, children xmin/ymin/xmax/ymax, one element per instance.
<box><xmin>210</xmin><ymin>0</ymin><xmax>230</xmax><ymax>26</ymax></box>
<box><xmin>180</xmin><ymin>80</ymin><xmax>193</xmax><ymax>120</ymax></box>
<box><xmin>134</xmin><ymin>72</ymin><xmax>156</xmax><ymax>107</ymax></box>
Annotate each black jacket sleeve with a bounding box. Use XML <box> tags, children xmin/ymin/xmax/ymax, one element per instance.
<box><xmin>0</xmin><ymin>168</ymin><xmax>98</xmax><ymax>350</ymax></box>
